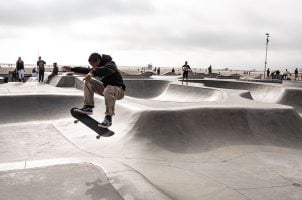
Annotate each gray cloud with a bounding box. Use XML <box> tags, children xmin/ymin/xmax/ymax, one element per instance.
<box><xmin>70</xmin><ymin>19</ymin><xmax>302</xmax><ymax>53</ymax></box>
<box><xmin>0</xmin><ymin>0</ymin><xmax>155</xmax><ymax>27</ymax></box>
<box><xmin>1</xmin><ymin>0</ymin><xmax>302</xmax><ymax>68</ymax></box>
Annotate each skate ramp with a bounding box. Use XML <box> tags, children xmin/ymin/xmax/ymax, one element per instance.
<box><xmin>124</xmin><ymin>79</ymin><xmax>223</xmax><ymax>102</ymax></box>
<box><xmin>2</xmin><ymin>79</ymin><xmax>302</xmax><ymax>200</ymax></box>
<box><xmin>188</xmin><ymin>79</ymin><xmax>284</xmax><ymax>103</ymax></box>
<box><xmin>0</xmin><ymin>94</ymin><xmax>83</xmax><ymax>124</ymax></box>
<box><xmin>58</xmin><ymin>78</ymin><xmax>223</xmax><ymax>102</ymax></box>
<box><xmin>124</xmin><ymin>79</ymin><xmax>170</xmax><ymax>99</ymax></box>
<box><xmin>76</xmin><ymin>106</ymin><xmax>302</xmax><ymax>161</ymax></box>
<box><xmin>126</xmin><ymin>108</ymin><xmax>302</xmax><ymax>154</ymax></box>
<box><xmin>152</xmin><ymin>84</ymin><xmax>223</xmax><ymax>102</ymax></box>
<box><xmin>188</xmin><ymin>79</ymin><xmax>302</xmax><ymax>114</ymax></box>
<box><xmin>278</xmin><ymin>88</ymin><xmax>302</xmax><ymax>114</ymax></box>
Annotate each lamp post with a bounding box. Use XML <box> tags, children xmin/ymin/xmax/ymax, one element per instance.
<box><xmin>264</xmin><ymin>33</ymin><xmax>270</xmax><ymax>79</ymax></box>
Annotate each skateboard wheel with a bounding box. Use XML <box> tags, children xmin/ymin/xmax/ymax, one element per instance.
<box><xmin>74</xmin><ymin>120</ymin><xmax>79</xmax><ymax>124</ymax></box>
<box><xmin>96</xmin><ymin>135</ymin><xmax>101</xmax><ymax>139</ymax></box>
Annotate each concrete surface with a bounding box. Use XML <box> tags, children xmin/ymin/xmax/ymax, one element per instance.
<box><xmin>0</xmin><ymin>76</ymin><xmax>301</xmax><ymax>200</ymax></box>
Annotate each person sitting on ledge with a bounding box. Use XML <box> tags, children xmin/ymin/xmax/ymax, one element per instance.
<box><xmin>47</xmin><ymin>62</ymin><xmax>59</xmax><ymax>83</ymax></box>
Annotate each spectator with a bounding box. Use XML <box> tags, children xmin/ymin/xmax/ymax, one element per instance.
<box><xmin>208</xmin><ymin>65</ymin><xmax>212</xmax><ymax>74</ymax></box>
<box><xmin>283</xmin><ymin>69</ymin><xmax>289</xmax><ymax>80</ymax></box>
<box><xmin>266</xmin><ymin>68</ymin><xmax>270</xmax><ymax>78</ymax></box>
<box><xmin>47</xmin><ymin>62</ymin><xmax>59</xmax><ymax>83</ymax></box>
<box><xmin>276</xmin><ymin>70</ymin><xmax>280</xmax><ymax>79</ymax></box>
<box><xmin>294</xmin><ymin>68</ymin><xmax>298</xmax><ymax>80</ymax></box>
<box><xmin>12</xmin><ymin>69</ymin><xmax>17</xmax><ymax>82</ymax></box>
<box><xmin>16</xmin><ymin>57</ymin><xmax>25</xmax><ymax>82</ymax></box>
<box><xmin>37</xmin><ymin>56</ymin><xmax>46</xmax><ymax>82</ymax></box>
<box><xmin>32</xmin><ymin>68</ymin><xmax>37</xmax><ymax>77</ymax></box>
<box><xmin>157</xmin><ymin>67</ymin><xmax>160</xmax><ymax>75</ymax></box>
<box><xmin>182</xmin><ymin>61</ymin><xmax>191</xmax><ymax>84</ymax></box>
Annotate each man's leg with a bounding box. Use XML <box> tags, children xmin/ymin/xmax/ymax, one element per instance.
<box><xmin>18</xmin><ymin>70</ymin><xmax>21</xmax><ymax>81</ymax></box>
<box><xmin>21</xmin><ymin>70</ymin><xmax>25</xmax><ymax>82</ymax></box>
<box><xmin>47</xmin><ymin>74</ymin><xmax>53</xmax><ymax>83</ymax></box>
<box><xmin>103</xmin><ymin>85</ymin><xmax>124</xmax><ymax>116</ymax></box>
<box><xmin>83</xmin><ymin>79</ymin><xmax>105</xmax><ymax>107</ymax></box>
<box><xmin>99</xmin><ymin>85</ymin><xmax>124</xmax><ymax>128</ymax></box>
<box><xmin>41</xmin><ymin>71</ymin><xmax>44</xmax><ymax>82</ymax></box>
<box><xmin>75</xmin><ymin>79</ymin><xmax>105</xmax><ymax>115</ymax></box>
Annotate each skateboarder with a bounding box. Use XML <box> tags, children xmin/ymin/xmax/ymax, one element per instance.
<box><xmin>63</xmin><ymin>53</ymin><xmax>126</xmax><ymax>128</ymax></box>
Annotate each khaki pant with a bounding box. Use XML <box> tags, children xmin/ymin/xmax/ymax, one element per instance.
<box><xmin>84</xmin><ymin>79</ymin><xmax>124</xmax><ymax>116</ymax></box>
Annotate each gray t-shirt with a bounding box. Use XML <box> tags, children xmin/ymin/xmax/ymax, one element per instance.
<box><xmin>37</xmin><ymin>60</ymin><xmax>46</xmax><ymax>71</ymax></box>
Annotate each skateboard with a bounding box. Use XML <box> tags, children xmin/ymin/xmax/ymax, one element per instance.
<box><xmin>70</xmin><ymin>107</ymin><xmax>115</xmax><ymax>139</ymax></box>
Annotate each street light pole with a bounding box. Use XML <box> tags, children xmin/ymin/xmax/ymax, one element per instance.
<box><xmin>264</xmin><ymin>33</ymin><xmax>270</xmax><ymax>79</ymax></box>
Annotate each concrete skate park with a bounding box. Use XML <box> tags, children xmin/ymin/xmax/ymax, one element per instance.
<box><xmin>0</xmin><ymin>74</ymin><xmax>302</xmax><ymax>200</ymax></box>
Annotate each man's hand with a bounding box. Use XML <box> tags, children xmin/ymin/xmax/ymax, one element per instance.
<box><xmin>83</xmin><ymin>73</ymin><xmax>92</xmax><ymax>81</ymax></box>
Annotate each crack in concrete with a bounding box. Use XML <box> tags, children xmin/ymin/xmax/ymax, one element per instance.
<box><xmin>251</xmin><ymin>154</ymin><xmax>295</xmax><ymax>185</ymax></box>
<box><xmin>50</xmin><ymin>124</ymin><xmax>105</xmax><ymax>158</ymax></box>
<box><xmin>118</xmin><ymin>159</ymin><xmax>251</xmax><ymax>199</ymax></box>
<box><xmin>235</xmin><ymin>184</ymin><xmax>294</xmax><ymax>191</ymax></box>
<box><xmin>106</xmin><ymin>169</ymin><xmax>135</xmax><ymax>175</ymax></box>
<box><xmin>103</xmin><ymin>151</ymin><xmax>265</xmax><ymax>164</ymax></box>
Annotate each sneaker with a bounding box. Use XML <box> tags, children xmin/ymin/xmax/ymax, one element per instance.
<box><xmin>74</xmin><ymin>105</ymin><xmax>93</xmax><ymax>115</ymax></box>
<box><xmin>98</xmin><ymin>115</ymin><xmax>112</xmax><ymax>128</ymax></box>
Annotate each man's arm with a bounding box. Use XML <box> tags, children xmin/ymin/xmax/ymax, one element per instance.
<box><xmin>62</xmin><ymin>66</ymin><xmax>90</xmax><ymax>74</ymax></box>
<box><xmin>92</xmin><ymin>67</ymin><xmax>115</xmax><ymax>79</ymax></box>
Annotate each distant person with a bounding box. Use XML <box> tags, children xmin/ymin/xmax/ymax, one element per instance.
<box><xmin>270</xmin><ymin>71</ymin><xmax>275</xmax><ymax>79</ymax></box>
<box><xmin>37</xmin><ymin>56</ymin><xmax>46</xmax><ymax>82</ymax></box>
<box><xmin>12</xmin><ymin>69</ymin><xmax>17</xmax><ymax>82</ymax></box>
<box><xmin>62</xmin><ymin>52</ymin><xmax>125</xmax><ymax>128</ymax></box>
<box><xmin>31</xmin><ymin>68</ymin><xmax>37</xmax><ymax>77</ymax></box>
<box><xmin>47</xmin><ymin>62</ymin><xmax>59</xmax><ymax>83</ymax></box>
<box><xmin>157</xmin><ymin>67</ymin><xmax>160</xmax><ymax>75</ymax></box>
<box><xmin>283</xmin><ymin>69</ymin><xmax>289</xmax><ymax>80</ymax></box>
<box><xmin>172</xmin><ymin>68</ymin><xmax>175</xmax><ymax>73</ymax></box>
<box><xmin>276</xmin><ymin>70</ymin><xmax>280</xmax><ymax>79</ymax></box>
<box><xmin>208</xmin><ymin>65</ymin><xmax>212</xmax><ymax>74</ymax></box>
<box><xmin>294</xmin><ymin>68</ymin><xmax>298</xmax><ymax>80</ymax></box>
<box><xmin>182</xmin><ymin>61</ymin><xmax>191</xmax><ymax>83</ymax></box>
<box><xmin>266</xmin><ymin>68</ymin><xmax>270</xmax><ymax>78</ymax></box>
<box><xmin>16</xmin><ymin>57</ymin><xmax>25</xmax><ymax>82</ymax></box>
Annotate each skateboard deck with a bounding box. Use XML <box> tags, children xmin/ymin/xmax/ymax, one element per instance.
<box><xmin>70</xmin><ymin>107</ymin><xmax>114</xmax><ymax>139</ymax></box>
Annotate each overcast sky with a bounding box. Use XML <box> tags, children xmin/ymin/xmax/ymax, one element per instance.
<box><xmin>0</xmin><ymin>0</ymin><xmax>301</xmax><ymax>70</ymax></box>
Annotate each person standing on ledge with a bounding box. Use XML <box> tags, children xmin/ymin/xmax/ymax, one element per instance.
<box><xmin>37</xmin><ymin>56</ymin><xmax>46</xmax><ymax>83</ymax></box>
<box><xmin>266</xmin><ymin>68</ymin><xmax>270</xmax><ymax>78</ymax></box>
<box><xmin>182</xmin><ymin>61</ymin><xmax>191</xmax><ymax>83</ymax></box>
<box><xmin>63</xmin><ymin>53</ymin><xmax>126</xmax><ymax>128</ymax></box>
<box><xmin>16</xmin><ymin>57</ymin><xmax>25</xmax><ymax>82</ymax></box>
<box><xmin>294</xmin><ymin>68</ymin><xmax>298</xmax><ymax>80</ymax></box>
<box><xmin>208</xmin><ymin>65</ymin><xmax>212</xmax><ymax>75</ymax></box>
